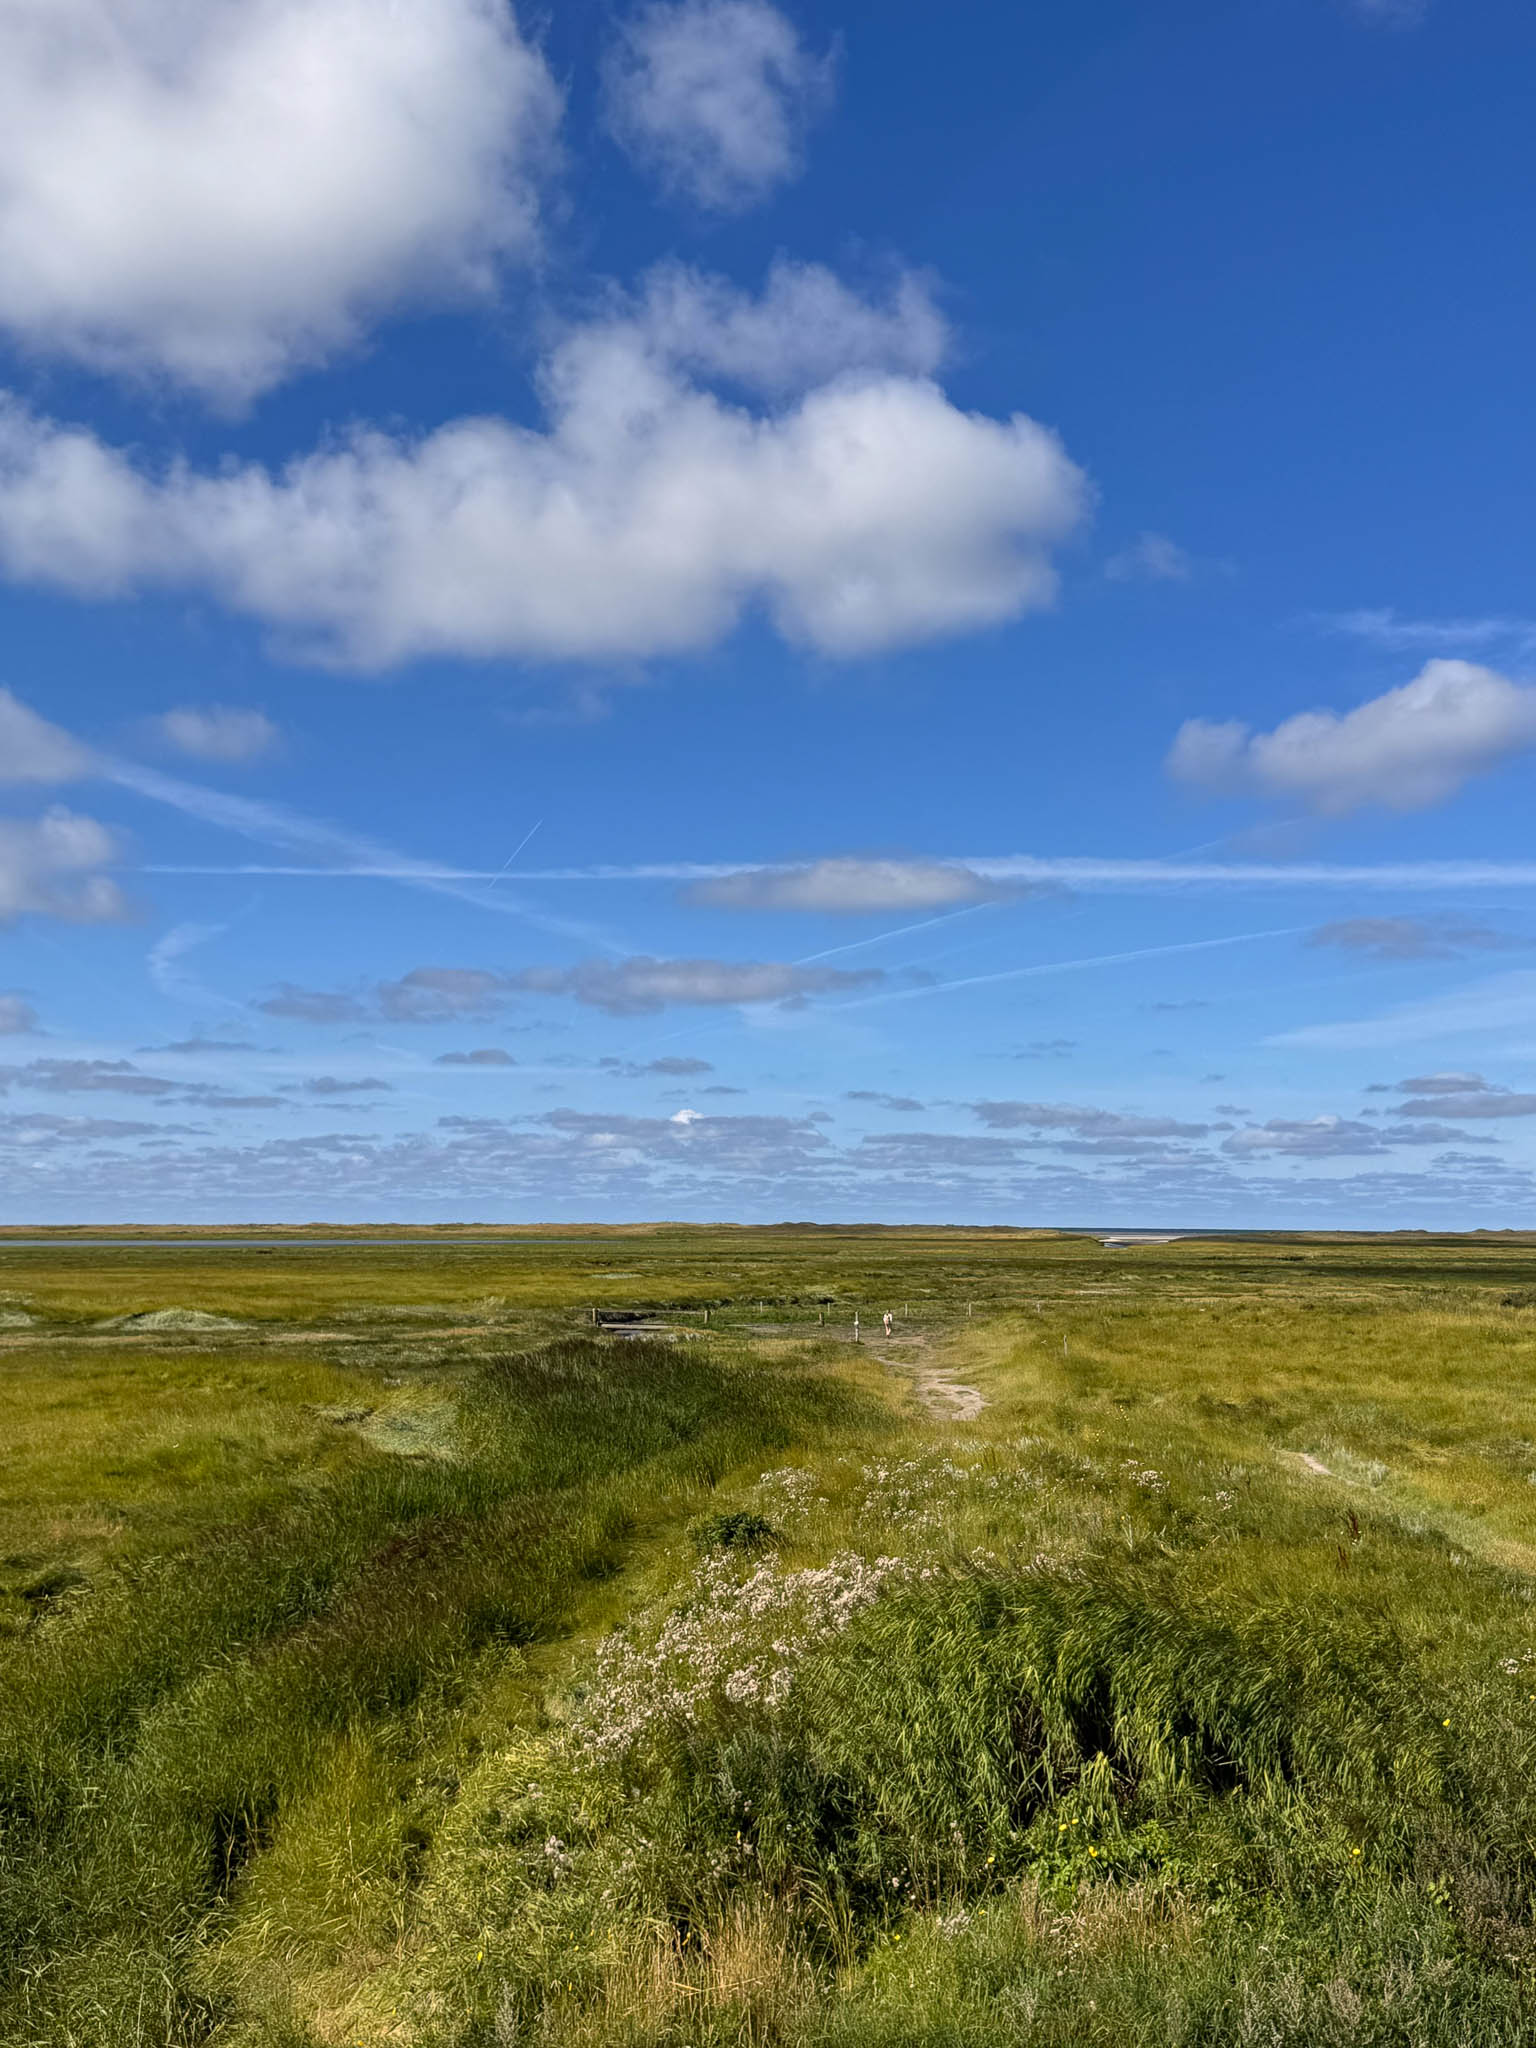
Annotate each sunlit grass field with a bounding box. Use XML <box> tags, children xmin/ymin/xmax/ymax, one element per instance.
<box><xmin>5</xmin><ymin>1226</ymin><xmax>1536</xmax><ymax>2045</ymax></box>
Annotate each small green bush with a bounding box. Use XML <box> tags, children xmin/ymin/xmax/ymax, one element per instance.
<box><xmin>689</xmin><ymin>1510</ymin><xmax>782</xmax><ymax>1554</ymax></box>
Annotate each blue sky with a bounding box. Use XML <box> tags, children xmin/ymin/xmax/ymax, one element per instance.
<box><xmin>3</xmin><ymin>0</ymin><xmax>1536</xmax><ymax>1225</ymax></box>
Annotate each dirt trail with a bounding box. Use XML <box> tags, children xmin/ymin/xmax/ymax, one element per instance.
<box><xmin>865</xmin><ymin>1335</ymin><xmax>986</xmax><ymax>1421</ymax></box>
<box><xmin>736</xmin><ymin>1319</ymin><xmax>987</xmax><ymax>1421</ymax></box>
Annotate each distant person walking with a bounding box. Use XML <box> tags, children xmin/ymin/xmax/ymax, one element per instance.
<box><xmin>882</xmin><ymin>1310</ymin><xmax>893</xmax><ymax>1337</ymax></box>
<box><xmin>853</xmin><ymin>1313</ymin><xmax>860</xmax><ymax>1341</ymax></box>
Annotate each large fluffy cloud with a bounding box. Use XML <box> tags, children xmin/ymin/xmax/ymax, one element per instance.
<box><xmin>604</xmin><ymin>0</ymin><xmax>834</xmax><ymax>211</ymax></box>
<box><xmin>0</xmin><ymin>314</ymin><xmax>1088</xmax><ymax>664</ymax></box>
<box><xmin>1169</xmin><ymin>661</ymin><xmax>1536</xmax><ymax>815</ymax></box>
<box><xmin>0</xmin><ymin>0</ymin><xmax>560</xmax><ymax>401</ymax></box>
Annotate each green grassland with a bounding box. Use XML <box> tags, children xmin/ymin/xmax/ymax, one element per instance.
<box><xmin>5</xmin><ymin>1226</ymin><xmax>1536</xmax><ymax>2045</ymax></box>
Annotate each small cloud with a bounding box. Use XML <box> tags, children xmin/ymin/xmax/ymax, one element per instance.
<box><xmin>270</xmin><ymin>959</ymin><xmax>882</xmax><ymax>1024</ymax></box>
<box><xmin>970</xmin><ymin>1100</ymin><xmax>1209</xmax><ymax>1139</ymax></box>
<box><xmin>600</xmin><ymin>1055</ymin><xmax>716</xmax><ymax>1077</ymax></box>
<box><xmin>1222</xmin><ymin>1116</ymin><xmax>1387</xmax><ymax>1158</ymax></box>
<box><xmin>691</xmin><ymin>857</ymin><xmax>1014</xmax><ymax>914</ymax></box>
<box><xmin>845</xmin><ymin>1089</ymin><xmax>925</xmax><ymax>1112</ymax></box>
<box><xmin>1308</xmin><ymin>917</ymin><xmax>1521</xmax><ymax>962</ymax></box>
<box><xmin>261</xmin><ymin>969</ymin><xmax>515</xmax><ymax>1027</ymax></box>
<box><xmin>0</xmin><ymin>1057</ymin><xmax>178</xmax><ymax>1098</ymax></box>
<box><xmin>509</xmin><ymin>956</ymin><xmax>882</xmax><ymax>1015</ymax></box>
<box><xmin>1393</xmin><ymin>1079</ymin><xmax>1536</xmax><ymax>1119</ymax></box>
<box><xmin>1391</xmin><ymin>1121</ymin><xmax>1497</xmax><ymax>1145</ymax></box>
<box><xmin>1350</xmin><ymin>0</ymin><xmax>1429</xmax><ymax>26</ymax></box>
<box><xmin>435</xmin><ymin>1048</ymin><xmax>517</xmax><ymax>1067</ymax></box>
<box><xmin>603</xmin><ymin>0</ymin><xmax>836</xmax><ymax>212</ymax></box>
<box><xmin>1392</xmin><ymin>1071</ymin><xmax>1492</xmax><ymax>1095</ymax></box>
<box><xmin>0</xmin><ymin>994</ymin><xmax>39</xmax><ymax>1035</ymax></box>
<box><xmin>1</xmin><ymin>1111</ymin><xmax>181</xmax><ymax>1144</ymax></box>
<box><xmin>1313</xmin><ymin>608</ymin><xmax>1535</xmax><ymax>653</ymax></box>
<box><xmin>1212</xmin><ymin>1103</ymin><xmax>1250</xmax><ymax>1116</ymax></box>
<box><xmin>702</xmin><ymin>1083</ymin><xmax>746</xmax><ymax>1095</ymax></box>
<box><xmin>158</xmin><ymin>706</ymin><xmax>279</xmax><ymax>763</ymax></box>
<box><xmin>1170</xmin><ymin>661</ymin><xmax>1536</xmax><ymax>816</ymax></box>
<box><xmin>1013</xmin><ymin>1038</ymin><xmax>1076</xmax><ymax>1058</ymax></box>
<box><xmin>141</xmin><ymin>1036</ymin><xmax>262</xmax><ymax>1055</ymax></box>
<box><xmin>1146</xmin><ymin>999</ymin><xmax>1209</xmax><ymax>1013</ymax></box>
<box><xmin>376</xmin><ymin>968</ymin><xmax>509</xmax><ymax>1023</ymax></box>
<box><xmin>1104</xmin><ymin>532</ymin><xmax>1191</xmax><ymax>582</ymax></box>
<box><xmin>295</xmin><ymin>1075</ymin><xmax>393</xmax><ymax>1096</ymax></box>
<box><xmin>258</xmin><ymin>984</ymin><xmax>370</xmax><ymax>1024</ymax></box>
<box><xmin>0</xmin><ymin>1054</ymin><xmax>286</xmax><ymax>1112</ymax></box>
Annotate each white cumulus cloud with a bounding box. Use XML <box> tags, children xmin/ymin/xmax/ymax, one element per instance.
<box><xmin>0</xmin><ymin>317</ymin><xmax>1089</xmax><ymax>666</ymax></box>
<box><xmin>158</xmin><ymin>706</ymin><xmax>279</xmax><ymax>763</ymax></box>
<box><xmin>0</xmin><ymin>0</ymin><xmax>561</xmax><ymax>402</ymax></box>
<box><xmin>0</xmin><ymin>688</ymin><xmax>93</xmax><ymax>782</ymax></box>
<box><xmin>0</xmin><ymin>809</ymin><xmax>127</xmax><ymax>924</ymax></box>
<box><xmin>510</xmin><ymin>956</ymin><xmax>882</xmax><ymax>1014</ymax></box>
<box><xmin>692</xmin><ymin>858</ymin><xmax>1010</xmax><ymax>913</ymax></box>
<box><xmin>604</xmin><ymin>0</ymin><xmax>834</xmax><ymax>211</ymax></box>
<box><xmin>629</xmin><ymin>259</ymin><xmax>947</xmax><ymax>395</ymax></box>
<box><xmin>1169</xmin><ymin>660</ymin><xmax>1536</xmax><ymax>815</ymax></box>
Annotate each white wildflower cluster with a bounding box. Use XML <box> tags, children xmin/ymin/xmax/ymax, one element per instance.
<box><xmin>1121</xmin><ymin>1458</ymin><xmax>1169</xmax><ymax>1495</ymax></box>
<box><xmin>857</xmin><ymin>1452</ymin><xmax>1042</xmax><ymax>1534</ymax></box>
<box><xmin>1499</xmin><ymin>1649</ymin><xmax>1536</xmax><ymax>1677</ymax></box>
<box><xmin>566</xmin><ymin>1548</ymin><xmax>909</xmax><ymax>1763</ymax></box>
<box><xmin>751</xmin><ymin>1465</ymin><xmax>827</xmax><ymax>1526</ymax></box>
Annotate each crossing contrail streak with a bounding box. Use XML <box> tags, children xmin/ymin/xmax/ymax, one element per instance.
<box><xmin>112</xmin><ymin>766</ymin><xmax>621</xmax><ymax>952</ymax></box>
<box><xmin>834</xmin><ymin>926</ymin><xmax>1306</xmax><ymax>1011</ymax></box>
<box><xmin>140</xmin><ymin>855</ymin><xmax>1536</xmax><ymax>892</ymax></box>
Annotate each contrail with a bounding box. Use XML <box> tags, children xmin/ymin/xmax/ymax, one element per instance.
<box><xmin>834</xmin><ymin>926</ymin><xmax>1305</xmax><ymax>1011</ymax></box>
<box><xmin>794</xmin><ymin>903</ymin><xmax>998</xmax><ymax>966</ymax></box>
<box><xmin>485</xmin><ymin>818</ymin><xmax>543</xmax><ymax>895</ymax></box>
<box><xmin>140</xmin><ymin>854</ymin><xmax>1536</xmax><ymax>892</ymax></box>
<box><xmin>110</xmin><ymin>764</ymin><xmax>621</xmax><ymax>953</ymax></box>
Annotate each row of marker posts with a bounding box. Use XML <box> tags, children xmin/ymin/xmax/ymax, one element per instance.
<box><xmin>586</xmin><ymin>1300</ymin><xmax>986</xmax><ymax>1334</ymax></box>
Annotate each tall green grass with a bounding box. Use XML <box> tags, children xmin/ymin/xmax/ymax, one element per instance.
<box><xmin>0</xmin><ymin>1336</ymin><xmax>870</xmax><ymax>2046</ymax></box>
